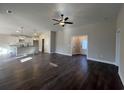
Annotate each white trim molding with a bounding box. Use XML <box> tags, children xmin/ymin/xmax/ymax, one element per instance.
<box><xmin>72</xmin><ymin>53</ymin><xmax>84</xmax><ymax>55</ymax></box>
<box><xmin>49</xmin><ymin>52</ymin><xmax>55</xmax><ymax>54</ymax></box>
<box><xmin>87</xmin><ymin>57</ymin><xmax>117</xmax><ymax>66</ymax></box>
<box><xmin>55</xmin><ymin>51</ymin><xmax>72</xmax><ymax>56</ymax></box>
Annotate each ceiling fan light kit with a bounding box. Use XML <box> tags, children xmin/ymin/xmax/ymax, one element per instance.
<box><xmin>52</xmin><ymin>14</ymin><xmax>73</xmax><ymax>27</ymax></box>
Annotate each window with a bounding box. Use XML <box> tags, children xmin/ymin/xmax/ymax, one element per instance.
<box><xmin>81</xmin><ymin>39</ymin><xmax>88</xmax><ymax>49</ymax></box>
<box><xmin>0</xmin><ymin>47</ymin><xmax>10</xmax><ymax>56</ymax></box>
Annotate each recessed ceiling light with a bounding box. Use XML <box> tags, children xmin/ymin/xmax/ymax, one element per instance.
<box><xmin>6</xmin><ymin>10</ymin><xmax>13</xmax><ymax>14</ymax></box>
<box><xmin>16</xmin><ymin>30</ymin><xmax>20</xmax><ymax>33</ymax></box>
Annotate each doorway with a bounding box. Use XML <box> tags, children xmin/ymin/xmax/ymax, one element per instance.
<box><xmin>72</xmin><ymin>35</ymin><xmax>88</xmax><ymax>56</ymax></box>
<box><xmin>33</xmin><ymin>40</ymin><xmax>39</xmax><ymax>47</ymax></box>
<box><xmin>42</xmin><ymin>39</ymin><xmax>45</xmax><ymax>53</ymax></box>
<box><xmin>33</xmin><ymin>40</ymin><xmax>39</xmax><ymax>54</ymax></box>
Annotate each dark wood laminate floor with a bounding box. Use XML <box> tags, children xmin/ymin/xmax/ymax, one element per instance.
<box><xmin>0</xmin><ymin>53</ymin><xmax>123</xmax><ymax>90</ymax></box>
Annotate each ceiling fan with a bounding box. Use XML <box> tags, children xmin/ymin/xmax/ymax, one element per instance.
<box><xmin>52</xmin><ymin>14</ymin><xmax>73</xmax><ymax>27</ymax></box>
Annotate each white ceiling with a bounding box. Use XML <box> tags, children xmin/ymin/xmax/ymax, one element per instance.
<box><xmin>0</xmin><ymin>3</ymin><xmax>121</xmax><ymax>36</ymax></box>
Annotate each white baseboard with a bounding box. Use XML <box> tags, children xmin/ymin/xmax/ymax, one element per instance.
<box><xmin>49</xmin><ymin>52</ymin><xmax>55</xmax><ymax>54</ymax></box>
<box><xmin>87</xmin><ymin>57</ymin><xmax>117</xmax><ymax>66</ymax></box>
<box><xmin>55</xmin><ymin>51</ymin><xmax>72</xmax><ymax>56</ymax></box>
<box><xmin>72</xmin><ymin>53</ymin><xmax>83</xmax><ymax>55</ymax></box>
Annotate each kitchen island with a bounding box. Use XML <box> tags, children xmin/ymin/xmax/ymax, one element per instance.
<box><xmin>10</xmin><ymin>45</ymin><xmax>39</xmax><ymax>57</ymax></box>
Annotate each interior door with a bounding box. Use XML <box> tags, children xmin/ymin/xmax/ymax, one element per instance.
<box><xmin>42</xmin><ymin>39</ymin><xmax>44</xmax><ymax>53</ymax></box>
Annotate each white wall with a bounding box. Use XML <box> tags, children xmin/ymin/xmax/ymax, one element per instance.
<box><xmin>56</xmin><ymin>20</ymin><xmax>116</xmax><ymax>63</ymax></box>
<box><xmin>56</xmin><ymin>30</ymin><xmax>72</xmax><ymax>56</ymax></box>
<box><xmin>117</xmin><ymin>4</ymin><xmax>124</xmax><ymax>85</ymax></box>
<box><xmin>50</xmin><ymin>31</ymin><xmax>56</xmax><ymax>53</ymax></box>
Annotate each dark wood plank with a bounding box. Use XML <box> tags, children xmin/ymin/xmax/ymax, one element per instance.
<box><xmin>0</xmin><ymin>53</ymin><xmax>123</xmax><ymax>90</ymax></box>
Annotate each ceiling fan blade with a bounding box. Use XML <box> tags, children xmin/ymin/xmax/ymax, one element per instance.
<box><xmin>64</xmin><ymin>22</ymin><xmax>73</xmax><ymax>24</ymax></box>
<box><xmin>52</xmin><ymin>19</ymin><xmax>60</xmax><ymax>22</ymax></box>
<box><xmin>61</xmin><ymin>14</ymin><xmax>64</xmax><ymax>16</ymax></box>
<box><xmin>53</xmin><ymin>23</ymin><xmax>59</xmax><ymax>25</ymax></box>
<box><xmin>61</xmin><ymin>14</ymin><xmax>64</xmax><ymax>20</ymax></box>
<box><xmin>64</xmin><ymin>17</ymin><xmax>69</xmax><ymax>21</ymax></box>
